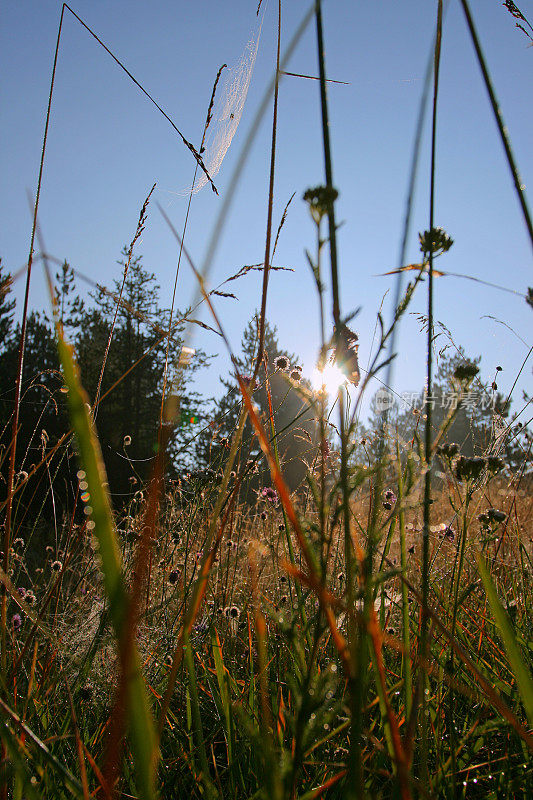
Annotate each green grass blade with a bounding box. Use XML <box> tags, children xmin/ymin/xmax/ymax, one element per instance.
<box><xmin>56</xmin><ymin>331</ymin><xmax>158</xmax><ymax>799</ymax></box>
<box><xmin>212</xmin><ymin>630</ymin><xmax>233</xmax><ymax>763</ymax></box>
<box><xmin>476</xmin><ymin>552</ymin><xmax>533</xmax><ymax>727</ymax></box>
<box><xmin>184</xmin><ymin>632</ymin><xmax>215</xmax><ymax>798</ymax></box>
<box><xmin>0</xmin><ymin>696</ymin><xmax>84</xmax><ymax>798</ymax></box>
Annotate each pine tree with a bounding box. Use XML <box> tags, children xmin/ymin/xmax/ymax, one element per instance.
<box><xmin>54</xmin><ymin>260</ymin><xmax>85</xmax><ymax>332</ymax></box>
<box><xmin>359</xmin><ymin>348</ymin><xmax>528</xmax><ymax>473</ymax></box>
<box><xmin>0</xmin><ymin>258</ymin><xmax>15</xmax><ymax>349</ymax></box>
<box><xmin>75</xmin><ymin>247</ymin><xmax>207</xmax><ymax>499</ymax></box>
<box><xmin>196</xmin><ymin>315</ymin><xmax>317</xmax><ymax>497</ymax></box>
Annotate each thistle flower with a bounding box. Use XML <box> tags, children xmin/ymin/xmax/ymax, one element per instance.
<box><xmin>290</xmin><ymin>369</ymin><xmax>301</xmax><ymax>382</ymax></box>
<box><xmin>11</xmin><ymin>613</ymin><xmax>22</xmax><ymax>631</ymax></box>
<box><xmin>51</xmin><ymin>560</ymin><xmax>62</xmax><ymax>572</ymax></box>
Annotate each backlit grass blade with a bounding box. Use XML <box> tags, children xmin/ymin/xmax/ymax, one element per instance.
<box><xmin>55</xmin><ymin>330</ymin><xmax>158</xmax><ymax>800</ymax></box>
<box><xmin>212</xmin><ymin>630</ymin><xmax>234</xmax><ymax>764</ymax></box>
<box><xmin>0</xmin><ymin>696</ymin><xmax>84</xmax><ymax>798</ymax></box>
<box><xmin>476</xmin><ymin>552</ymin><xmax>533</xmax><ymax>727</ymax></box>
<box><xmin>183</xmin><ymin>632</ymin><xmax>215</xmax><ymax>798</ymax></box>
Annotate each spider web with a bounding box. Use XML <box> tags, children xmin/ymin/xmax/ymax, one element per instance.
<box><xmin>177</xmin><ymin>9</ymin><xmax>265</xmax><ymax>195</ymax></box>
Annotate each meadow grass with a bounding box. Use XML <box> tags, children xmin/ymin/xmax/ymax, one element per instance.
<box><xmin>1</xmin><ymin>1</ymin><xmax>532</xmax><ymax>798</ymax></box>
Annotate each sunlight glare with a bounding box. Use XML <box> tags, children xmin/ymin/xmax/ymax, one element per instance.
<box><xmin>311</xmin><ymin>363</ymin><xmax>347</xmax><ymax>395</ymax></box>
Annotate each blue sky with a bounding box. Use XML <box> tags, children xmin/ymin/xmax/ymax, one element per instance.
<box><xmin>1</xmin><ymin>0</ymin><xmax>531</xmax><ymax>420</ymax></box>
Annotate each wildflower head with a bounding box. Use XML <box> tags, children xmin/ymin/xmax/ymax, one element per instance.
<box><xmin>383</xmin><ymin>489</ymin><xmax>396</xmax><ymax>510</ymax></box>
<box><xmin>453</xmin><ymin>362</ymin><xmax>479</xmax><ymax>385</ymax></box>
<box><xmin>261</xmin><ymin>487</ymin><xmax>278</xmax><ymax>504</ymax></box>
<box><xmin>290</xmin><ymin>369</ymin><xmax>302</xmax><ymax>382</ymax></box>
<box><xmin>454</xmin><ymin>456</ymin><xmax>486</xmax><ymax>482</ymax></box>
<box><xmin>418</xmin><ymin>227</ymin><xmax>453</xmax><ymax>256</ymax></box>
<box><xmin>11</xmin><ymin>613</ymin><xmax>22</xmax><ymax>631</ymax></box>
<box><xmin>437</xmin><ymin>442</ymin><xmax>460</xmax><ymax>461</ymax></box>
<box><xmin>273</xmin><ymin>355</ymin><xmax>289</xmax><ymax>372</ymax></box>
<box><xmin>123</xmin><ymin>435</ymin><xmax>132</xmax><ymax>447</ymax></box>
<box><xmin>479</xmin><ymin>508</ymin><xmax>506</xmax><ymax>526</ymax></box>
<box><xmin>303</xmin><ymin>185</ymin><xmax>339</xmax><ymax>225</ymax></box>
<box><xmin>487</xmin><ymin>456</ymin><xmax>505</xmax><ymax>475</ymax></box>
<box><xmin>51</xmin><ymin>560</ymin><xmax>62</xmax><ymax>573</ymax></box>
<box><xmin>168</xmin><ymin>570</ymin><xmax>180</xmax><ymax>584</ymax></box>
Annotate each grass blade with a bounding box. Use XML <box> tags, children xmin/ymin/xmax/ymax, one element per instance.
<box><xmin>476</xmin><ymin>552</ymin><xmax>533</xmax><ymax>727</ymax></box>
<box><xmin>55</xmin><ymin>328</ymin><xmax>158</xmax><ymax>799</ymax></box>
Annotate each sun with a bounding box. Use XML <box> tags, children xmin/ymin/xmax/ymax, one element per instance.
<box><xmin>310</xmin><ymin>363</ymin><xmax>347</xmax><ymax>396</ymax></box>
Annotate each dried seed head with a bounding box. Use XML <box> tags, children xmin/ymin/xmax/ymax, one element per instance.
<box><xmin>274</xmin><ymin>355</ymin><xmax>290</xmax><ymax>372</ymax></box>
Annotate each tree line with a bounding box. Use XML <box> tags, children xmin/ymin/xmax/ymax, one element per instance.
<box><xmin>0</xmin><ymin>249</ymin><xmax>528</xmax><ymax>540</ymax></box>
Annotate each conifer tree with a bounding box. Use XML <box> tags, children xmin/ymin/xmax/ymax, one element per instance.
<box><xmin>196</xmin><ymin>314</ymin><xmax>317</xmax><ymax>497</ymax></box>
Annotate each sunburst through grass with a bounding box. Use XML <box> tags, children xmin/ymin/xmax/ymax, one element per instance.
<box><xmin>1</xmin><ymin>1</ymin><xmax>532</xmax><ymax>799</ymax></box>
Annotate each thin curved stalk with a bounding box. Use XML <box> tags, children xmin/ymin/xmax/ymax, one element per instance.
<box><xmin>459</xmin><ymin>0</ymin><xmax>533</xmax><ymax>249</ymax></box>
<box><xmin>421</xmin><ymin>0</ymin><xmax>443</xmax><ymax>788</ymax></box>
